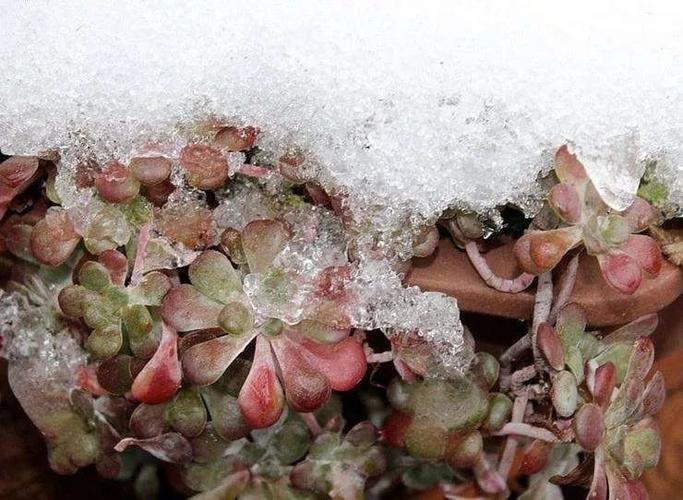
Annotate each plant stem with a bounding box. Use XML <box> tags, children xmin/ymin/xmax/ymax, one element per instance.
<box><xmin>464</xmin><ymin>241</ymin><xmax>535</xmax><ymax>293</ymax></box>
<box><xmin>548</xmin><ymin>253</ymin><xmax>580</xmax><ymax>323</ymax></box>
<box><xmin>366</xmin><ymin>351</ymin><xmax>394</xmax><ymax>363</ymax></box>
<box><xmin>531</xmin><ymin>271</ymin><xmax>553</xmax><ymax>370</ymax></box>
<box><xmin>499</xmin><ymin>335</ymin><xmax>532</xmax><ymax>392</ymax></box>
<box><xmin>493</xmin><ymin>423</ymin><xmax>560</xmax><ymax>442</ymax></box>
<box><xmin>497</xmin><ymin>391</ymin><xmax>528</xmax><ymax>479</ymax></box>
<box><xmin>300</xmin><ymin>412</ymin><xmax>323</xmax><ymax>436</ymax></box>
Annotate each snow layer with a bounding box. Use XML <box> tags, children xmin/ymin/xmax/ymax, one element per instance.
<box><xmin>1</xmin><ymin>1</ymin><xmax>681</xmax><ymax>220</ymax></box>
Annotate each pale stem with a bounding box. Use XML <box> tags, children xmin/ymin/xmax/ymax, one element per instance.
<box><xmin>499</xmin><ymin>335</ymin><xmax>531</xmax><ymax>392</ymax></box>
<box><xmin>548</xmin><ymin>253</ymin><xmax>580</xmax><ymax>323</ymax></box>
<box><xmin>464</xmin><ymin>241</ymin><xmax>536</xmax><ymax>293</ymax></box>
<box><xmin>531</xmin><ymin>271</ymin><xmax>553</xmax><ymax>370</ymax></box>
<box><xmin>366</xmin><ymin>351</ymin><xmax>394</xmax><ymax>363</ymax></box>
<box><xmin>493</xmin><ymin>422</ymin><xmax>560</xmax><ymax>442</ymax></box>
<box><xmin>300</xmin><ymin>412</ymin><xmax>323</xmax><ymax>437</ymax></box>
<box><xmin>497</xmin><ymin>391</ymin><xmax>528</xmax><ymax>479</ymax></box>
<box><xmin>510</xmin><ymin>365</ymin><xmax>537</xmax><ymax>392</ymax></box>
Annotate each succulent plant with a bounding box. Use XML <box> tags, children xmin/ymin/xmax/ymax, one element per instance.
<box><xmin>562</xmin><ymin>337</ymin><xmax>663</xmax><ymax>498</ymax></box>
<box><xmin>514</xmin><ymin>146</ymin><xmax>663</xmax><ymax>294</ymax></box>
<box><xmin>0</xmin><ymin>132</ymin><xmax>674</xmax><ymax>500</ymax></box>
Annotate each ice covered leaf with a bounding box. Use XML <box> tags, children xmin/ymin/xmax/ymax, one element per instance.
<box><xmin>129</xmin><ymin>156</ymin><xmax>172</xmax><ymax>186</ymax></box>
<box><xmin>180</xmin><ymin>144</ymin><xmax>229</xmax><ymax>190</ymax></box>
<box><xmin>94</xmin><ymin>161</ymin><xmax>140</xmax><ymax>203</ymax></box>
<box><xmin>182</xmin><ymin>329</ymin><xmax>258</xmax><ymax>386</ymax></box>
<box><xmin>156</xmin><ymin>204</ymin><xmax>215</xmax><ymax>250</ymax></box>
<box><xmin>241</xmin><ymin>219</ymin><xmax>291</xmax><ymax>274</ymax></box>
<box><xmin>214</xmin><ymin>126</ymin><xmax>260</xmax><ymax>152</ymax></box>
<box><xmin>30</xmin><ymin>209</ymin><xmax>80</xmax><ymax>266</ymax></box>
<box><xmin>114</xmin><ymin>433</ymin><xmax>192</xmax><ymax>464</ymax></box>
<box><xmin>131</xmin><ymin>322</ymin><xmax>182</xmax><ymax>404</ymax></box>
<box><xmin>83</xmin><ymin>206</ymin><xmax>132</xmax><ymax>255</ymax></box>
<box><xmin>238</xmin><ymin>335</ymin><xmax>285</xmax><ymax>429</ymax></box>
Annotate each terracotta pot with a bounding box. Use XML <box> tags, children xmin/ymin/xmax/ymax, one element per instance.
<box><xmin>407</xmin><ymin>238</ymin><xmax>683</xmax><ymax>327</ymax></box>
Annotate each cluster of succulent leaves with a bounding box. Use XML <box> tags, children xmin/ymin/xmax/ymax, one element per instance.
<box><xmin>0</xmin><ymin>137</ymin><xmax>670</xmax><ymax>500</ymax></box>
<box><xmin>514</xmin><ymin>145</ymin><xmax>663</xmax><ymax>294</ymax></box>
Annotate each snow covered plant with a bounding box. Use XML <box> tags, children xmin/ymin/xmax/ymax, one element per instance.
<box><xmin>0</xmin><ymin>135</ymin><xmax>670</xmax><ymax>500</ymax></box>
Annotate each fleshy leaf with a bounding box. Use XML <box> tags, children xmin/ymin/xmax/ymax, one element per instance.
<box><xmin>165</xmin><ymin>388</ymin><xmax>207</xmax><ymax>438</ymax></box>
<box><xmin>114</xmin><ymin>433</ymin><xmax>192</xmax><ymax>464</ymax></box>
<box><xmin>238</xmin><ymin>335</ymin><xmax>285</xmax><ymax>428</ymax></box>
<box><xmin>621</xmin><ymin>198</ymin><xmax>655</xmax><ymax>232</ymax></box>
<box><xmin>514</xmin><ymin>227</ymin><xmax>581</xmax><ymax>274</ymax></box>
<box><xmin>620</xmin><ymin>235</ymin><xmax>663</xmax><ymax>276</ymax></box>
<box><xmin>624</xmin><ymin>337</ymin><xmax>655</xmax><ymax>385</ymax></box>
<box><xmin>640</xmin><ymin>371</ymin><xmax>665</xmax><ymax>417</ymax></box>
<box><xmin>189</xmin><ymin>250</ymin><xmax>243</xmax><ymax>303</ymax></box>
<box><xmin>554</xmin><ymin>145</ymin><xmax>588</xmax><ymax>186</ymax></box>
<box><xmin>588</xmin><ymin>361</ymin><xmax>616</xmax><ymax>409</ymax></box>
<box><xmin>180</xmin><ymin>144</ymin><xmax>229</xmax><ymax>190</ymax></box>
<box><xmin>182</xmin><ymin>329</ymin><xmax>258</xmax><ymax>386</ymax></box>
<box><xmin>94</xmin><ymin>161</ymin><xmax>140</xmax><ymax>203</ymax></box>
<box><xmin>30</xmin><ymin>209</ymin><xmax>80</xmax><ymax>266</ymax></box>
<box><xmin>597</xmin><ymin>252</ymin><xmax>642</xmax><ymax>295</ymax></box>
<box><xmin>271</xmin><ymin>334</ymin><xmax>331</xmax><ymax>413</ymax></box>
<box><xmin>573</xmin><ymin>403</ymin><xmax>604</xmax><ymax>451</ymax></box>
<box><xmin>241</xmin><ymin>219</ymin><xmax>291</xmax><ymax>273</ymax></box>
<box><xmin>128</xmin><ymin>271</ymin><xmax>173</xmax><ymax>306</ymax></box>
<box><xmin>129</xmin><ymin>156</ymin><xmax>172</xmax><ymax>186</ymax></box>
<box><xmin>161</xmin><ymin>284</ymin><xmax>224</xmax><ymax>331</ymax></box>
<box><xmin>548</xmin><ymin>183</ymin><xmax>581</xmax><ymax>224</ymax></box>
<box><xmin>131</xmin><ymin>322</ymin><xmax>182</xmax><ymax>404</ymax></box>
<box><xmin>130</xmin><ymin>403</ymin><xmax>168</xmax><ymax>438</ymax></box>
<box><xmin>537</xmin><ymin>323</ymin><xmax>565</xmax><ymax>371</ymax></box>
<box><xmin>201</xmin><ymin>387</ymin><xmax>250</xmax><ymax>441</ymax></box>
<box><xmin>296</xmin><ymin>336</ymin><xmax>367</xmax><ymax>391</ymax></box>
<box><xmin>551</xmin><ymin>370</ymin><xmax>578</xmax><ymax>418</ymax></box>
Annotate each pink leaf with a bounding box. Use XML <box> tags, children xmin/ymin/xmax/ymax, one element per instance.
<box><xmin>597</xmin><ymin>253</ymin><xmax>642</xmax><ymax>295</ymax></box>
<box><xmin>621</xmin><ymin>198</ymin><xmax>655</xmax><ymax>232</ymax></box>
<box><xmin>536</xmin><ymin>323</ymin><xmax>565</xmax><ymax>370</ymax></box>
<box><xmin>129</xmin><ymin>156</ymin><xmax>172</xmax><ymax>186</ymax></box>
<box><xmin>161</xmin><ymin>284</ymin><xmax>224</xmax><ymax>332</ymax></box>
<box><xmin>94</xmin><ymin>161</ymin><xmax>140</xmax><ymax>203</ymax></box>
<box><xmin>620</xmin><ymin>235</ymin><xmax>662</xmax><ymax>276</ymax></box>
<box><xmin>641</xmin><ymin>371</ymin><xmax>665</xmax><ymax>417</ymax></box>
<box><xmin>238</xmin><ymin>336</ymin><xmax>284</xmax><ymax>428</ymax></box>
<box><xmin>625</xmin><ymin>337</ymin><xmax>655</xmax><ymax>383</ymax></box>
<box><xmin>114</xmin><ymin>433</ymin><xmax>192</xmax><ymax>464</ymax></box>
<box><xmin>270</xmin><ymin>334</ymin><xmax>331</xmax><ymax>412</ymax></box>
<box><xmin>129</xmin><ymin>403</ymin><xmax>168</xmax><ymax>438</ymax></box>
<box><xmin>131</xmin><ymin>322</ymin><xmax>181</xmax><ymax>404</ymax></box>
<box><xmin>589</xmin><ymin>362</ymin><xmax>617</xmax><ymax>409</ymax></box>
<box><xmin>548</xmin><ymin>183</ymin><xmax>581</xmax><ymax>224</ymax></box>
<box><xmin>98</xmin><ymin>249</ymin><xmax>128</xmax><ymax>287</ymax></box>
<box><xmin>241</xmin><ymin>219</ymin><xmax>291</xmax><ymax>273</ymax></box>
<box><xmin>514</xmin><ymin>228</ymin><xmax>581</xmax><ymax>274</ymax></box>
<box><xmin>554</xmin><ymin>146</ymin><xmax>589</xmax><ymax>186</ymax></box>
<box><xmin>296</xmin><ymin>336</ymin><xmax>367</xmax><ymax>391</ymax></box>
<box><xmin>573</xmin><ymin>403</ymin><xmax>604</xmax><ymax>451</ymax></box>
<box><xmin>179</xmin><ymin>144</ymin><xmax>229</xmax><ymax>190</ymax></box>
<box><xmin>30</xmin><ymin>209</ymin><xmax>81</xmax><ymax>266</ymax></box>
<box><xmin>181</xmin><ymin>329</ymin><xmax>258</xmax><ymax>386</ymax></box>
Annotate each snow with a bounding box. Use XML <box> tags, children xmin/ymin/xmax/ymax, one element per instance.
<box><xmin>1</xmin><ymin>0</ymin><xmax>681</xmax><ymax>224</ymax></box>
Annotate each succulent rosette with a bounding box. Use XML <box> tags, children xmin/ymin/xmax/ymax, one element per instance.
<box><xmin>514</xmin><ymin>146</ymin><xmax>663</xmax><ymax>294</ymax></box>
